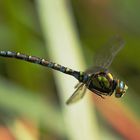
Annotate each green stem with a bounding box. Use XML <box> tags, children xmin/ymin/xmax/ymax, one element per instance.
<box><xmin>36</xmin><ymin>0</ymin><xmax>100</xmax><ymax>140</ymax></box>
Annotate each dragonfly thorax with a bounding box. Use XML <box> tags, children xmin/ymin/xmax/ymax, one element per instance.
<box><xmin>87</xmin><ymin>71</ymin><xmax>116</xmax><ymax>96</ymax></box>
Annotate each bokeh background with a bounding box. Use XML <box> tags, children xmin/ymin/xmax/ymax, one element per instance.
<box><xmin>0</xmin><ymin>0</ymin><xmax>140</xmax><ymax>140</ymax></box>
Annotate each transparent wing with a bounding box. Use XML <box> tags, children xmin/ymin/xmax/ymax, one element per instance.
<box><xmin>94</xmin><ymin>35</ymin><xmax>125</xmax><ymax>69</ymax></box>
<box><xmin>66</xmin><ymin>83</ymin><xmax>87</xmax><ymax>105</ymax></box>
<box><xmin>85</xmin><ymin>66</ymin><xmax>107</xmax><ymax>75</ymax></box>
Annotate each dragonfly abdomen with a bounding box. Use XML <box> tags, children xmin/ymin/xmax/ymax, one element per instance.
<box><xmin>0</xmin><ymin>51</ymin><xmax>89</xmax><ymax>82</ymax></box>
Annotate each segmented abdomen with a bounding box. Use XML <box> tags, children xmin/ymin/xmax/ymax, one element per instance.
<box><xmin>0</xmin><ymin>51</ymin><xmax>89</xmax><ymax>82</ymax></box>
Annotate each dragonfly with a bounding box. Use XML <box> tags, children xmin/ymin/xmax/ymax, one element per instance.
<box><xmin>0</xmin><ymin>36</ymin><xmax>128</xmax><ymax>105</ymax></box>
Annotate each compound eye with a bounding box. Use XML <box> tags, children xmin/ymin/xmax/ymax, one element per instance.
<box><xmin>115</xmin><ymin>92</ymin><xmax>123</xmax><ymax>98</ymax></box>
<box><xmin>120</xmin><ymin>81</ymin><xmax>124</xmax><ymax>89</ymax></box>
<box><xmin>115</xmin><ymin>81</ymin><xmax>128</xmax><ymax>98</ymax></box>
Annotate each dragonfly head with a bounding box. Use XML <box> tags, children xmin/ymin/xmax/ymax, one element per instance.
<box><xmin>115</xmin><ymin>80</ymin><xmax>128</xmax><ymax>98</ymax></box>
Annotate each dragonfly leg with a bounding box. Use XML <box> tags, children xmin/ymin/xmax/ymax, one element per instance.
<box><xmin>74</xmin><ymin>82</ymin><xmax>83</xmax><ymax>89</ymax></box>
<box><xmin>94</xmin><ymin>92</ymin><xmax>105</xmax><ymax>99</ymax></box>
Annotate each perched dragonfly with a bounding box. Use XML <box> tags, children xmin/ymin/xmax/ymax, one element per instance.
<box><xmin>0</xmin><ymin>36</ymin><xmax>128</xmax><ymax>105</ymax></box>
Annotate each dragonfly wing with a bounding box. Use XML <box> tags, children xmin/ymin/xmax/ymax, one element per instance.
<box><xmin>94</xmin><ymin>35</ymin><xmax>125</xmax><ymax>69</ymax></box>
<box><xmin>66</xmin><ymin>83</ymin><xmax>86</xmax><ymax>105</ymax></box>
<box><xmin>85</xmin><ymin>66</ymin><xmax>107</xmax><ymax>74</ymax></box>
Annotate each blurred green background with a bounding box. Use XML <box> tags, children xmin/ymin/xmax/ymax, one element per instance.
<box><xmin>0</xmin><ymin>0</ymin><xmax>140</xmax><ymax>140</ymax></box>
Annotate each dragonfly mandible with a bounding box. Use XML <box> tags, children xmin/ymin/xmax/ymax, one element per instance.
<box><xmin>0</xmin><ymin>36</ymin><xmax>128</xmax><ymax>105</ymax></box>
